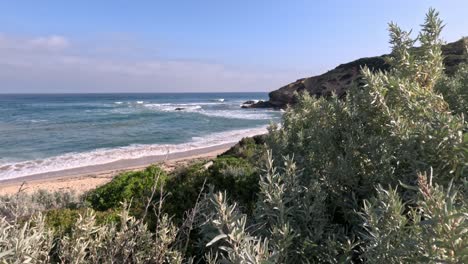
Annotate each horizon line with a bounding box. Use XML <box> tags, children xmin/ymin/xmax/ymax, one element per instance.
<box><xmin>0</xmin><ymin>91</ymin><xmax>270</xmax><ymax>95</ymax></box>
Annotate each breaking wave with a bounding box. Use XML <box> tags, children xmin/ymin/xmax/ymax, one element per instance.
<box><xmin>0</xmin><ymin>126</ymin><xmax>269</xmax><ymax>180</ymax></box>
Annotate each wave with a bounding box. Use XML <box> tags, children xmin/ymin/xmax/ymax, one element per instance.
<box><xmin>141</xmin><ymin>103</ymin><xmax>277</xmax><ymax>120</ymax></box>
<box><xmin>0</xmin><ymin>126</ymin><xmax>269</xmax><ymax>181</ymax></box>
<box><xmin>212</xmin><ymin>98</ymin><xmax>225</xmax><ymax>102</ymax></box>
<box><xmin>200</xmin><ymin>110</ymin><xmax>274</xmax><ymax>120</ymax></box>
<box><xmin>143</xmin><ymin>103</ymin><xmax>203</xmax><ymax>112</ymax></box>
<box><xmin>145</xmin><ymin>102</ymin><xmax>224</xmax><ymax>107</ymax></box>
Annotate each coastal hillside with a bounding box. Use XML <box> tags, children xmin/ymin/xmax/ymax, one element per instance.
<box><xmin>251</xmin><ymin>37</ymin><xmax>468</xmax><ymax>108</ymax></box>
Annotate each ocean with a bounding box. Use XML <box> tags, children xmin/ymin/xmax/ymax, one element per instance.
<box><xmin>0</xmin><ymin>93</ymin><xmax>281</xmax><ymax>180</ymax></box>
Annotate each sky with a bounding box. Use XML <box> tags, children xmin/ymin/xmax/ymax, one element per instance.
<box><xmin>0</xmin><ymin>0</ymin><xmax>467</xmax><ymax>93</ymax></box>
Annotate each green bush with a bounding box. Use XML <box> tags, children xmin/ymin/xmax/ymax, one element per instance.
<box><xmin>435</xmin><ymin>63</ymin><xmax>468</xmax><ymax>117</ymax></box>
<box><xmin>360</xmin><ymin>174</ymin><xmax>467</xmax><ymax>263</ymax></box>
<box><xmin>206</xmin><ymin>156</ymin><xmax>259</xmax><ymax>210</ymax></box>
<box><xmin>266</xmin><ymin>8</ymin><xmax>466</xmax><ymax>228</ymax></box>
<box><xmin>0</xmin><ymin>206</ymin><xmax>185</xmax><ymax>263</ymax></box>
<box><xmin>201</xmin><ymin>164</ymin><xmax>467</xmax><ymax>263</ymax></box>
<box><xmin>85</xmin><ymin>165</ymin><xmax>167</xmax><ymax>211</ymax></box>
<box><xmin>200</xmin><ymin>9</ymin><xmax>468</xmax><ymax>263</ymax></box>
<box><xmin>164</xmin><ymin>156</ymin><xmax>259</xmax><ymax>222</ymax></box>
<box><xmin>162</xmin><ymin>161</ymin><xmax>207</xmax><ymax>222</ymax></box>
<box><xmin>45</xmin><ymin>208</ymin><xmax>119</xmax><ymax>234</ymax></box>
<box><xmin>84</xmin><ymin>156</ymin><xmax>259</xmax><ymax>224</ymax></box>
<box><xmin>0</xmin><ymin>190</ymin><xmax>80</xmax><ymax>221</ymax></box>
<box><xmin>221</xmin><ymin>135</ymin><xmax>267</xmax><ymax>162</ymax></box>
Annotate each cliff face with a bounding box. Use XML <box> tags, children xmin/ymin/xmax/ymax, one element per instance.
<box><xmin>253</xmin><ymin>37</ymin><xmax>468</xmax><ymax>109</ymax></box>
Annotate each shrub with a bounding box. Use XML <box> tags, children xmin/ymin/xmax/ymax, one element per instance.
<box><xmin>164</xmin><ymin>156</ymin><xmax>259</xmax><ymax>222</ymax></box>
<box><xmin>57</xmin><ymin>207</ymin><xmax>183</xmax><ymax>263</ymax></box>
<box><xmin>202</xmin><ymin>156</ymin><xmax>467</xmax><ymax>263</ymax></box>
<box><xmin>202</xmin><ymin>9</ymin><xmax>468</xmax><ymax>263</ymax></box>
<box><xmin>162</xmin><ymin>161</ymin><xmax>208</xmax><ymax>222</ymax></box>
<box><xmin>0</xmin><ymin>206</ymin><xmax>186</xmax><ymax>263</ymax></box>
<box><xmin>0</xmin><ymin>213</ymin><xmax>54</xmax><ymax>263</ymax></box>
<box><xmin>0</xmin><ymin>176</ymin><xmax>189</xmax><ymax>263</ymax></box>
<box><xmin>45</xmin><ymin>208</ymin><xmax>119</xmax><ymax>235</ymax></box>
<box><xmin>435</xmin><ymin>63</ymin><xmax>468</xmax><ymax>117</ymax></box>
<box><xmin>200</xmin><ymin>156</ymin><xmax>350</xmax><ymax>263</ymax></box>
<box><xmin>221</xmin><ymin>135</ymin><xmax>267</xmax><ymax>162</ymax></box>
<box><xmin>201</xmin><ymin>191</ymin><xmax>272</xmax><ymax>263</ymax></box>
<box><xmin>85</xmin><ymin>165</ymin><xmax>167</xmax><ymax>211</ymax></box>
<box><xmin>266</xmin><ymin>8</ymin><xmax>466</xmax><ymax>228</ymax></box>
<box><xmin>360</xmin><ymin>173</ymin><xmax>467</xmax><ymax>263</ymax></box>
<box><xmin>205</xmin><ymin>156</ymin><xmax>259</xmax><ymax>212</ymax></box>
<box><xmin>0</xmin><ymin>189</ymin><xmax>80</xmax><ymax>221</ymax></box>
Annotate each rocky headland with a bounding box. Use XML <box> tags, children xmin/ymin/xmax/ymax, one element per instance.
<box><xmin>248</xmin><ymin>37</ymin><xmax>468</xmax><ymax>109</ymax></box>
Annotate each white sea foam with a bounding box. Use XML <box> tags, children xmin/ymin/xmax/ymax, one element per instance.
<box><xmin>0</xmin><ymin>126</ymin><xmax>269</xmax><ymax>181</ymax></box>
<box><xmin>136</xmin><ymin>101</ymin><xmax>144</xmax><ymax>104</ymax></box>
<box><xmin>141</xmin><ymin>103</ymin><xmax>276</xmax><ymax>120</ymax></box>
<box><xmin>30</xmin><ymin>119</ymin><xmax>48</xmax><ymax>123</ymax></box>
<box><xmin>114</xmin><ymin>101</ymin><xmax>123</xmax><ymax>104</ymax></box>
<box><xmin>143</xmin><ymin>103</ymin><xmax>203</xmax><ymax>112</ymax></box>
<box><xmin>200</xmin><ymin>110</ymin><xmax>274</xmax><ymax>120</ymax></box>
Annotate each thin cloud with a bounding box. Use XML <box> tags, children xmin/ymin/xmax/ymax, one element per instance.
<box><xmin>0</xmin><ymin>33</ymin><xmax>304</xmax><ymax>93</ymax></box>
<box><xmin>29</xmin><ymin>35</ymin><xmax>70</xmax><ymax>50</ymax></box>
<box><xmin>0</xmin><ymin>34</ymin><xmax>70</xmax><ymax>52</ymax></box>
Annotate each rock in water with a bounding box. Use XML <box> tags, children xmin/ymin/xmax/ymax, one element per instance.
<box><xmin>241</xmin><ymin>100</ymin><xmax>273</xmax><ymax>108</ymax></box>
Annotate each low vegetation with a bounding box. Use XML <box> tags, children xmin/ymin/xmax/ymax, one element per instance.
<box><xmin>0</xmin><ymin>9</ymin><xmax>466</xmax><ymax>263</ymax></box>
<box><xmin>163</xmin><ymin>155</ymin><xmax>259</xmax><ymax>222</ymax></box>
<box><xmin>86</xmin><ymin>165</ymin><xmax>168</xmax><ymax>211</ymax></box>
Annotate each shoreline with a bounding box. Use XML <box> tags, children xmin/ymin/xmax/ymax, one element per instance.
<box><xmin>0</xmin><ymin>143</ymin><xmax>234</xmax><ymax>195</ymax></box>
<box><xmin>1</xmin><ymin>126</ymin><xmax>271</xmax><ymax>180</ymax></box>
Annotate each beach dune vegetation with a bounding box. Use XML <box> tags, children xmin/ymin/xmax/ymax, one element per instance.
<box><xmin>0</xmin><ymin>9</ymin><xmax>467</xmax><ymax>263</ymax></box>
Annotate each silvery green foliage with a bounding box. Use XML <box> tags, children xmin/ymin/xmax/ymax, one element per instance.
<box><xmin>387</xmin><ymin>9</ymin><xmax>445</xmax><ymax>89</ymax></box>
<box><xmin>357</xmin><ymin>9</ymin><xmax>466</xmax><ymax>184</ymax></box>
<box><xmin>0</xmin><ymin>213</ymin><xmax>54</xmax><ymax>263</ymax></box>
<box><xmin>202</xmin><ymin>191</ymin><xmax>273</xmax><ymax>263</ymax></box>
<box><xmin>0</xmin><ymin>189</ymin><xmax>80</xmax><ymax>221</ymax></box>
<box><xmin>267</xmin><ymin>8</ymin><xmax>466</xmax><ymax>217</ymax></box>
<box><xmin>435</xmin><ymin>64</ymin><xmax>468</xmax><ymax>117</ymax></box>
<box><xmin>254</xmin><ymin>151</ymin><xmax>328</xmax><ymax>263</ymax></box>
<box><xmin>0</xmin><ymin>204</ymin><xmax>184</xmax><ymax>263</ymax></box>
<box><xmin>205</xmin><ymin>9</ymin><xmax>467</xmax><ymax>263</ymax></box>
<box><xmin>59</xmin><ymin>205</ymin><xmax>183</xmax><ymax>263</ymax></box>
<box><xmin>361</xmin><ymin>172</ymin><xmax>468</xmax><ymax>263</ymax></box>
<box><xmin>201</xmin><ymin>154</ymin><xmax>333</xmax><ymax>263</ymax></box>
<box><xmin>203</xmin><ymin>160</ymin><xmax>467</xmax><ymax>263</ymax></box>
<box><xmin>359</xmin><ymin>185</ymin><xmax>419</xmax><ymax>262</ymax></box>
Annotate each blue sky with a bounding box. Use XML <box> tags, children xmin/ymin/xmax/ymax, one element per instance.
<box><xmin>0</xmin><ymin>0</ymin><xmax>467</xmax><ymax>93</ymax></box>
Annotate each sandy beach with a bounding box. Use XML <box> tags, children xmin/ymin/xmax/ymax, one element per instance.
<box><xmin>0</xmin><ymin>143</ymin><xmax>233</xmax><ymax>196</ymax></box>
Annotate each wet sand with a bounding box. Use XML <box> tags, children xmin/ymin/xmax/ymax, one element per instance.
<box><xmin>0</xmin><ymin>143</ymin><xmax>233</xmax><ymax>195</ymax></box>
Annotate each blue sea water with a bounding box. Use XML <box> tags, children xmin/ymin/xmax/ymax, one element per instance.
<box><xmin>0</xmin><ymin>93</ymin><xmax>281</xmax><ymax>180</ymax></box>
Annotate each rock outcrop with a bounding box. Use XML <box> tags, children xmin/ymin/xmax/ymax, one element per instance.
<box><xmin>249</xmin><ymin>37</ymin><xmax>468</xmax><ymax>109</ymax></box>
